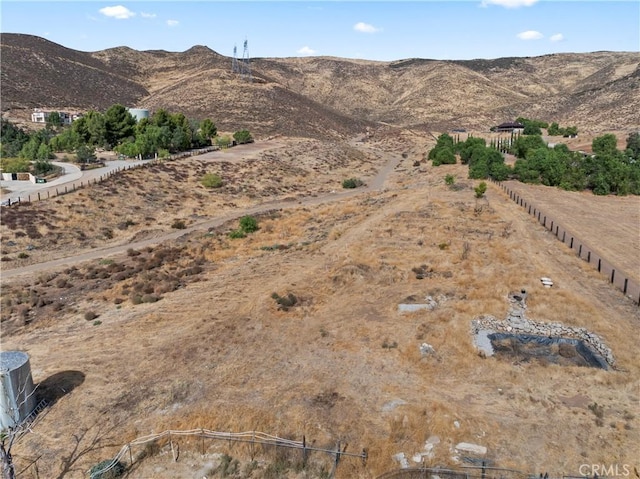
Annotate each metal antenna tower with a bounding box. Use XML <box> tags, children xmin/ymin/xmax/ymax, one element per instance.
<box><xmin>232</xmin><ymin>44</ymin><xmax>239</xmax><ymax>73</ymax></box>
<box><xmin>240</xmin><ymin>38</ymin><xmax>252</xmax><ymax>82</ymax></box>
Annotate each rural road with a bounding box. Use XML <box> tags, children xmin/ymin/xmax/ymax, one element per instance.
<box><xmin>0</xmin><ymin>159</ymin><xmax>149</xmax><ymax>204</ymax></box>
<box><xmin>0</xmin><ymin>144</ymin><xmax>403</xmax><ymax>281</ymax></box>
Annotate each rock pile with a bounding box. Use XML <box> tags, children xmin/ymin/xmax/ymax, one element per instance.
<box><xmin>471</xmin><ymin>290</ymin><xmax>615</xmax><ymax>367</ymax></box>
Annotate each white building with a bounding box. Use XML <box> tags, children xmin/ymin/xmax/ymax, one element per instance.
<box><xmin>31</xmin><ymin>109</ymin><xmax>83</xmax><ymax>125</ymax></box>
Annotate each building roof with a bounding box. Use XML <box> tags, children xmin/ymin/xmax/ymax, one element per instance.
<box><xmin>496</xmin><ymin>122</ymin><xmax>525</xmax><ymax>129</ymax></box>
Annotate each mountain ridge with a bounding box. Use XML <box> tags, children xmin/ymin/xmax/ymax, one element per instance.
<box><xmin>1</xmin><ymin>33</ymin><xmax>638</xmax><ymax>138</ymax></box>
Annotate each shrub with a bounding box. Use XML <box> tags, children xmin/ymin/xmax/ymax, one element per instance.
<box><xmin>271</xmin><ymin>292</ymin><xmax>298</xmax><ymax>311</ymax></box>
<box><xmin>142</xmin><ymin>294</ymin><xmax>160</xmax><ymax>303</ymax></box>
<box><xmin>201</xmin><ymin>173</ymin><xmax>223</xmax><ymax>188</ymax></box>
<box><xmin>445</xmin><ymin>174</ymin><xmax>455</xmax><ymax>186</ymax></box>
<box><xmin>84</xmin><ymin>311</ymin><xmax>98</xmax><ymax>321</ymax></box>
<box><xmin>130</xmin><ymin>295</ymin><xmax>143</xmax><ymax>305</ymax></box>
<box><xmin>171</xmin><ymin>219</ymin><xmax>186</xmax><ymax>229</ymax></box>
<box><xmin>89</xmin><ymin>459</ymin><xmax>126</xmax><ymax>479</ymax></box>
<box><xmin>233</xmin><ymin>129</ymin><xmax>253</xmax><ymax>144</ymax></box>
<box><xmin>342</xmin><ymin>178</ymin><xmax>364</xmax><ymax>189</ymax></box>
<box><xmin>229</xmin><ymin>216</ymin><xmax>259</xmax><ymax>239</ymax></box>
<box><xmin>382</xmin><ymin>339</ymin><xmax>398</xmax><ymax>349</ymax></box>
<box><xmin>17</xmin><ymin>252</ymin><xmax>29</xmax><ymax>259</ymax></box>
<box><xmin>239</xmin><ymin>215</ymin><xmax>259</xmax><ymax>233</ymax></box>
<box><xmin>474</xmin><ymin>181</ymin><xmax>487</xmax><ymax>198</ymax></box>
<box><xmin>432</xmin><ymin>147</ymin><xmax>456</xmax><ymax>166</ymax></box>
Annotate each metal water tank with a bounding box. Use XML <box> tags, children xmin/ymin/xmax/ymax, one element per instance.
<box><xmin>127</xmin><ymin>108</ymin><xmax>150</xmax><ymax>122</ymax></box>
<box><xmin>0</xmin><ymin>351</ymin><xmax>36</xmax><ymax>431</ymax></box>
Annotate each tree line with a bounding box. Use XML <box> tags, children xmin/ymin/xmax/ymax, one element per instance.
<box><xmin>428</xmin><ymin>130</ymin><xmax>640</xmax><ymax>196</ymax></box>
<box><xmin>0</xmin><ymin>104</ymin><xmax>253</xmax><ymax>174</ymax></box>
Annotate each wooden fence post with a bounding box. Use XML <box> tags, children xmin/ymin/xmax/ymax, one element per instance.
<box><xmin>302</xmin><ymin>435</ymin><xmax>307</xmax><ymax>466</ymax></box>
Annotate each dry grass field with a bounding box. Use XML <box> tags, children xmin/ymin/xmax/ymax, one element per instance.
<box><xmin>1</xmin><ymin>135</ymin><xmax>639</xmax><ymax>478</ymax></box>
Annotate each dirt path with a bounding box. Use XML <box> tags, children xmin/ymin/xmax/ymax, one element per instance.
<box><xmin>0</xmin><ymin>146</ymin><xmax>403</xmax><ymax>282</ymax></box>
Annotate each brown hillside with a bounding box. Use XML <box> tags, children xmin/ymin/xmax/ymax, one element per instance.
<box><xmin>1</xmin><ymin>33</ymin><xmax>639</xmax><ymax>138</ymax></box>
<box><xmin>0</xmin><ymin>33</ymin><xmax>148</xmax><ymax>112</ymax></box>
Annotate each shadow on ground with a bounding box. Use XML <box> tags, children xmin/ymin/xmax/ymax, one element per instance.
<box><xmin>36</xmin><ymin>370</ymin><xmax>85</xmax><ymax>405</ymax></box>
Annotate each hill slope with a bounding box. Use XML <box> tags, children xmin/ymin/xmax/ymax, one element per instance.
<box><xmin>1</xmin><ymin>33</ymin><xmax>639</xmax><ymax>137</ymax></box>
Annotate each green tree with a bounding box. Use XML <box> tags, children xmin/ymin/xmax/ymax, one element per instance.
<box><xmin>50</xmin><ymin>128</ymin><xmax>82</xmax><ymax>152</ymax></box>
<box><xmin>104</xmin><ymin>104</ymin><xmax>136</xmax><ymax>148</ymax></box>
<box><xmin>76</xmin><ymin>144</ymin><xmax>96</xmax><ymax>164</ymax></box>
<box><xmin>592</xmin><ymin>134</ymin><xmax>618</xmax><ymax>156</ymax></box>
<box><xmin>523</xmin><ymin>123</ymin><xmax>542</xmax><ymax>135</ymax></box>
<box><xmin>36</xmin><ymin>142</ymin><xmax>52</xmax><ymax>160</ymax></box>
<box><xmin>547</xmin><ymin>122</ymin><xmax>561</xmax><ymax>136</ymax></box>
<box><xmin>75</xmin><ymin>110</ymin><xmax>107</xmax><ymax>147</ymax></box>
<box><xmin>458</xmin><ymin>137</ymin><xmax>486</xmax><ymax>164</ymax></box>
<box><xmin>116</xmin><ymin>141</ymin><xmax>138</xmax><ymax>158</ymax></box>
<box><xmin>432</xmin><ymin>147</ymin><xmax>456</xmax><ymax>166</ymax></box>
<box><xmin>151</xmin><ymin>109</ymin><xmax>172</xmax><ymax>128</ymax></box>
<box><xmin>233</xmin><ymin>129</ymin><xmax>253</xmax><ymax>144</ymax></box>
<box><xmin>33</xmin><ymin>158</ymin><xmax>54</xmax><ymax>175</ymax></box>
<box><xmin>46</xmin><ymin>111</ymin><xmax>62</xmax><ymax>128</ymax></box>
<box><xmin>20</xmin><ymin>137</ymin><xmax>41</xmax><ymax>161</ymax></box>
<box><xmin>625</xmin><ymin>132</ymin><xmax>640</xmax><ymax>161</ymax></box>
<box><xmin>512</xmin><ymin>134</ymin><xmax>546</xmax><ymax>159</ymax></box>
<box><xmin>474</xmin><ymin>182</ymin><xmax>487</xmax><ymax>198</ymax></box>
<box><xmin>0</xmin><ymin>119</ymin><xmax>30</xmax><ymax>157</ymax></box>
<box><xmin>200</xmin><ymin>119</ymin><xmax>217</xmax><ymax>141</ymax></box>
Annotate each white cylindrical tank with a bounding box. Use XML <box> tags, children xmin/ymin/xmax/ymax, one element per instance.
<box><xmin>0</xmin><ymin>351</ymin><xmax>36</xmax><ymax>432</ymax></box>
<box><xmin>127</xmin><ymin>108</ymin><xmax>150</xmax><ymax>122</ymax></box>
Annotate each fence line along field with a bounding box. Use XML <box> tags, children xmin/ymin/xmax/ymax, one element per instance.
<box><xmin>1</xmin><ymin>135</ymin><xmax>639</xmax><ymax>478</ymax></box>
<box><xmin>500</xmin><ymin>179</ymin><xmax>640</xmax><ymax>285</ymax></box>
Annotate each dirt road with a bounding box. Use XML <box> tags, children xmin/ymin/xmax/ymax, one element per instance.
<box><xmin>0</xmin><ymin>144</ymin><xmax>403</xmax><ymax>281</ymax></box>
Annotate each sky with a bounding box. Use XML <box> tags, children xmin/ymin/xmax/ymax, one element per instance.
<box><xmin>1</xmin><ymin>1</ymin><xmax>639</xmax><ymax>61</ymax></box>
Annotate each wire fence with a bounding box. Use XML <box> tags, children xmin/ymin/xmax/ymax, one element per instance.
<box><xmin>85</xmin><ymin>429</ymin><xmax>367</xmax><ymax>479</ymax></box>
<box><xmin>377</xmin><ymin>465</ymin><xmax>533</xmax><ymax>479</ymax></box>
<box><xmin>493</xmin><ymin>180</ymin><xmax>640</xmax><ymax>305</ymax></box>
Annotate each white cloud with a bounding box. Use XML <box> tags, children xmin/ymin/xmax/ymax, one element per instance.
<box><xmin>140</xmin><ymin>12</ymin><xmax>156</xmax><ymax>19</ymax></box>
<box><xmin>166</xmin><ymin>19</ymin><xmax>179</xmax><ymax>27</ymax></box>
<box><xmin>481</xmin><ymin>0</ymin><xmax>538</xmax><ymax>7</ymax></box>
<box><xmin>550</xmin><ymin>33</ymin><xmax>565</xmax><ymax>42</ymax></box>
<box><xmin>353</xmin><ymin>22</ymin><xmax>381</xmax><ymax>34</ymax></box>
<box><xmin>297</xmin><ymin>46</ymin><xmax>317</xmax><ymax>56</ymax></box>
<box><xmin>98</xmin><ymin>5</ymin><xmax>135</xmax><ymax>20</ymax></box>
<box><xmin>517</xmin><ymin>30</ymin><xmax>544</xmax><ymax>40</ymax></box>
